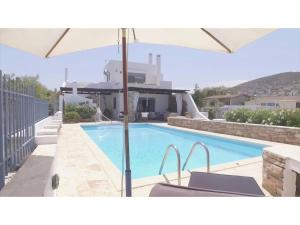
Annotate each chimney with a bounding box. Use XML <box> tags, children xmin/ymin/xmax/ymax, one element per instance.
<box><xmin>65</xmin><ymin>68</ymin><xmax>68</xmax><ymax>82</ymax></box>
<box><xmin>156</xmin><ymin>54</ymin><xmax>161</xmax><ymax>74</ymax></box>
<box><xmin>148</xmin><ymin>53</ymin><xmax>153</xmax><ymax>65</ymax></box>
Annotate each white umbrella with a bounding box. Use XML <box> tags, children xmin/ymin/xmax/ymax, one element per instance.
<box><xmin>0</xmin><ymin>28</ymin><xmax>276</xmax><ymax>196</ymax></box>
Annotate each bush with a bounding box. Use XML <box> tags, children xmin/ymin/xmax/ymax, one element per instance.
<box><xmin>64</xmin><ymin>111</ymin><xmax>80</xmax><ymax>122</ymax></box>
<box><xmin>225</xmin><ymin>108</ymin><xmax>252</xmax><ymax>123</ymax></box>
<box><xmin>249</xmin><ymin>109</ymin><xmax>273</xmax><ymax>124</ymax></box>
<box><xmin>225</xmin><ymin>108</ymin><xmax>300</xmax><ymax>127</ymax></box>
<box><xmin>65</xmin><ymin>104</ymin><xmax>78</xmax><ymax>113</ymax></box>
<box><xmin>287</xmin><ymin>109</ymin><xmax>300</xmax><ymax>127</ymax></box>
<box><xmin>64</xmin><ymin>103</ymin><xmax>97</xmax><ymax>122</ymax></box>
<box><xmin>208</xmin><ymin>108</ymin><xmax>216</xmax><ymax>120</ymax></box>
<box><xmin>268</xmin><ymin>110</ymin><xmax>288</xmax><ymax>126</ymax></box>
<box><xmin>76</xmin><ymin>105</ymin><xmax>96</xmax><ymax>119</ymax></box>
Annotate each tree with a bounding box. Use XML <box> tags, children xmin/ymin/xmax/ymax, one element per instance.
<box><xmin>19</xmin><ymin>75</ymin><xmax>57</xmax><ymax>101</ymax></box>
<box><xmin>19</xmin><ymin>75</ymin><xmax>58</xmax><ymax>115</ymax></box>
<box><xmin>192</xmin><ymin>86</ymin><xmax>230</xmax><ymax>109</ymax></box>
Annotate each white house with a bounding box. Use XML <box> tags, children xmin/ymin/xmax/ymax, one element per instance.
<box><xmin>245</xmin><ymin>96</ymin><xmax>300</xmax><ymax>109</ymax></box>
<box><xmin>60</xmin><ymin>54</ymin><xmax>208</xmax><ymax>121</ymax></box>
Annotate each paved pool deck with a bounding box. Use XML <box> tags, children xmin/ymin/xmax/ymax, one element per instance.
<box><xmin>56</xmin><ymin>123</ymin><xmax>271</xmax><ymax>197</ymax></box>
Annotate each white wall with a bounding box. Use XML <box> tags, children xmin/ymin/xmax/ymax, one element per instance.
<box><xmin>103</xmin><ymin>60</ymin><xmax>168</xmax><ymax>87</ymax></box>
<box><xmin>100</xmin><ymin>93</ymin><xmax>122</xmax><ymax>119</ymax></box>
<box><xmin>183</xmin><ymin>93</ymin><xmax>209</xmax><ymax>120</ymax></box>
<box><xmin>63</xmin><ymin>94</ymin><xmax>95</xmax><ymax>106</ymax></box>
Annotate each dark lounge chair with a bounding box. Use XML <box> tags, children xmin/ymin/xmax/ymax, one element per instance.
<box><xmin>149</xmin><ymin>172</ymin><xmax>265</xmax><ymax>197</ymax></box>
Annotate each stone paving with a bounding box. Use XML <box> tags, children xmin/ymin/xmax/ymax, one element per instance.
<box><xmin>56</xmin><ymin>124</ymin><xmax>118</xmax><ymax>196</ymax></box>
<box><xmin>56</xmin><ymin>123</ymin><xmax>270</xmax><ymax>197</ymax></box>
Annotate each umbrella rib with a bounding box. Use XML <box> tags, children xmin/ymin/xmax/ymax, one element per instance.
<box><xmin>45</xmin><ymin>28</ymin><xmax>70</xmax><ymax>58</ymax></box>
<box><xmin>132</xmin><ymin>28</ymin><xmax>137</xmax><ymax>41</ymax></box>
<box><xmin>201</xmin><ymin>28</ymin><xmax>232</xmax><ymax>53</ymax></box>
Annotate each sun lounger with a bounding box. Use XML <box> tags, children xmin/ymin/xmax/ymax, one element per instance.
<box><xmin>188</xmin><ymin>172</ymin><xmax>265</xmax><ymax>196</ymax></box>
<box><xmin>149</xmin><ymin>172</ymin><xmax>265</xmax><ymax>197</ymax></box>
<box><xmin>149</xmin><ymin>183</ymin><xmax>264</xmax><ymax>197</ymax></box>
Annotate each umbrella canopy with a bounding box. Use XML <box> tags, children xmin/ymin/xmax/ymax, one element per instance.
<box><xmin>0</xmin><ymin>28</ymin><xmax>276</xmax><ymax>197</ymax></box>
<box><xmin>0</xmin><ymin>28</ymin><xmax>275</xmax><ymax>57</ymax></box>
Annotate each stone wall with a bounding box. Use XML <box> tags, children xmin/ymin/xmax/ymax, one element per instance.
<box><xmin>262</xmin><ymin>151</ymin><xmax>286</xmax><ymax>196</ymax></box>
<box><xmin>296</xmin><ymin>173</ymin><xmax>300</xmax><ymax>197</ymax></box>
<box><xmin>167</xmin><ymin>117</ymin><xmax>300</xmax><ymax>145</ymax></box>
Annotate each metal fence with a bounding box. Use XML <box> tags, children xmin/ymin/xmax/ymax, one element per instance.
<box><xmin>0</xmin><ymin>71</ymin><xmax>49</xmax><ymax>190</ymax></box>
<box><xmin>35</xmin><ymin>98</ymin><xmax>49</xmax><ymax>122</ymax></box>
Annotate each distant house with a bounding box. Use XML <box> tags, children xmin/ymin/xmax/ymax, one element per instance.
<box><xmin>245</xmin><ymin>96</ymin><xmax>300</xmax><ymax>109</ymax></box>
<box><xmin>203</xmin><ymin>94</ymin><xmax>250</xmax><ymax>107</ymax></box>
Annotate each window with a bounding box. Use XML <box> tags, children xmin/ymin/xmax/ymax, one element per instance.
<box><xmin>296</xmin><ymin>102</ymin><xmax>300</xmax><ymax>108</ymax></box>
<box><xmin>113</xmin><ymin>97</ymin><xmax>116</xmax><ymax>109</ymax></box>
<box><xmin>147</xmin><ymin>99</ymin><xmax>155</xmax><ymax>112</ymax></box>
<box><xmin>137</xmin><ymin>98</ymin><xmax>155</xmax><ymax>112</ymax></box>
<box><xmin>128</xmin><ymin>72</ymin><xmax>146</xmax><ymax>84</ymax></box>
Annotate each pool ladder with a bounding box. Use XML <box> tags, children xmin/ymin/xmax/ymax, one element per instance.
<box><xmin>159</xmin><ymin>144</ymin><xmax>181</xmax><ymax>185</ymax></box>
<box><xmin>182</xmin><ymin>142</ymin><xmax>210</xmax><ymax>173</ymax></box>
<box><xmin>159</xmin><ymin>142</ymin><xmax>210</xmax><ymax>185</ymax></box>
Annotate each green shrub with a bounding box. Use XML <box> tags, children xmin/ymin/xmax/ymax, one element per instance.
<box><xmin>225</xmin><ymin>108</ymin><xmax>252</xmax><ymax>123</ymax></box>
<box><xmin>64</xmin><ymin>111</ymin><xmax>80</xmax><ymax>122</ymax></box>
<box><xmin>208</xmin><ymin>108</ymin><xmax>216</xmax><ymax>120</ymax></box>
<box><xmin>65</xmin><ymin>104</ymin><xmax>78</xmax><ymax>113</ymax></box>
<box><xmin>225</xmin><ymin>108</ymin><xmax>300</xmax><ymax>127</ymax></box>
<box><xmin>249</xmin><ymin>109</ymin><xmax>273</xmax><ymax>124</ymax></box>
<box><xmin>268</xmin><ymin>110</ymin><xmax>288</xmax><ymax>126</ymax></box>
<box><xmin>224</xmin><ymin>110</ymin><xmax>234</xmax><ymax>122</ymax></box>
<box><xmin>64</xmin><ymin>103</ymin><xmax>97</xmax><ymax>121</ymax></box>
<box><xmin>287</xmin><ymin>109</ymin><xmax>300</xmax><ymax>127</ymax></box>
<box><xmin>76</xmin><ymin>105</ymin><xmax>96</xmax><ymax>119</ymax></box>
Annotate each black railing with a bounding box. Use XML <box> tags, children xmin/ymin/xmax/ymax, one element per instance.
<box><xmin>0</xmin><ymin>71</ymin><xmax>49</xmax><ymax>190</ymax></box>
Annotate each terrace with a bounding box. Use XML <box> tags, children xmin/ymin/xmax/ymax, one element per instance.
<box><xmin>1</xmin><ymin>28</ymin><xmax>300</xmax><ymax>198</ymax></box>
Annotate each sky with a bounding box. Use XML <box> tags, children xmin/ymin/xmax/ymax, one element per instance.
<box><xmin>0</xmin><ymin>28</ymin><xmax>300</xmax><ymax>91</ymax></box>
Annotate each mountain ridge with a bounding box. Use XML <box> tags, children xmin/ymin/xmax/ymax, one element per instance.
<box><xmin>230</xmin><ymin>72</ymin><xmax>300</xmax><ymax>96</ymax></box>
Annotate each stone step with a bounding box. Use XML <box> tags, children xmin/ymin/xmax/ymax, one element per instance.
<box><xmin>37</xmin><ymin>129</ymin><xmax>59</xmax><ymax>136</ymax></box>
<box><xmin>51</xmin><ymin>120</ymin><xmax>62</xmax><ymax>124</ymax></box>
<box><xmin>44</xmin><ymin>124</ymin><xmax>61</xmax><ymax>130</ymax></box>
<box><xmin>49</xmin><ymin>122</ymin><xmax>62</xmax><ymax>127</ymax></box>
<box><xmin>35</xmin><ymin>135</ymin><xmax>58</xmax><ymax>145</ymax></box>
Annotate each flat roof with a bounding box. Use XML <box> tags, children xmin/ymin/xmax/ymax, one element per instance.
<box><xmin>60</xmin><ymin>87</ymin><xmax>188</xmax><ymax>95</ymax></box>
<box><xmin>252</xmin><ymin>95</ymin><xmax>300</xmax><ymax>101</ymax></box>
<box><xmin>204</xmin><ymin>94</ymin><xmax>249</xmax><ymax>100</ymax></box>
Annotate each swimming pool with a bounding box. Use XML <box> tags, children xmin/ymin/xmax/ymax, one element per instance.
<box><xmin>81</xmin><ymin>124</ymin><xmax>266</xmax><ymax>179</ymax></box>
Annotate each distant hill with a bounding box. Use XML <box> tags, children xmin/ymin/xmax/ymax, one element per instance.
<box><xmin>230</xmin><ymin>72</ymin><xmax>300</xmax><ymax>96</ymax></box>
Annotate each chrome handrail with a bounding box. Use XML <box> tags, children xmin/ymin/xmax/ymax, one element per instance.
<box><xmin>159</xmin><ymin>144</ymin><xmax>181</xmax><ymax>185</ymax></box>
<box><xmin>182</xmin><ymin>142</ymin><xmax>210</xmax><ymax>172</ymax></box>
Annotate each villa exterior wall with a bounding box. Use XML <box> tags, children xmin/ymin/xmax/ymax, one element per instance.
<box><xmin>167</xmin><ymin>117</ymin><xmax>300</xmax><ymax>145</ymax></box>
<box><xmin>101</xmin><ymin>93</ymin><xmax>121</xmax><ymax>119</ymax></box>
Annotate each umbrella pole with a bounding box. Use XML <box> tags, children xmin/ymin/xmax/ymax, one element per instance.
<box><xmin>122</xmin><ymin>28</ymin><xmax>132</xmax><ymax>197</ymax></box>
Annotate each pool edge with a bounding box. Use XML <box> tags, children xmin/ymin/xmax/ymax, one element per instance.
<box><xmin>77</xmin><ymin>122</ymin><xmax>296</xmax><ymax>193</ymax></box>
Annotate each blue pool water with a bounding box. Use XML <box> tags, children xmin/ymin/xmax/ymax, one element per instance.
<box><xmin>81</xmin><ymin>124</ymin><xmax>265</xmax><ymax>179</ymax></box>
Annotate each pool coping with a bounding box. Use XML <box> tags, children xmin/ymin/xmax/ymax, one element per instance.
<box><xmin>78</xmin><ymin>121</ymin><xmax>300</xmax><ymax>192</ymax></box>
